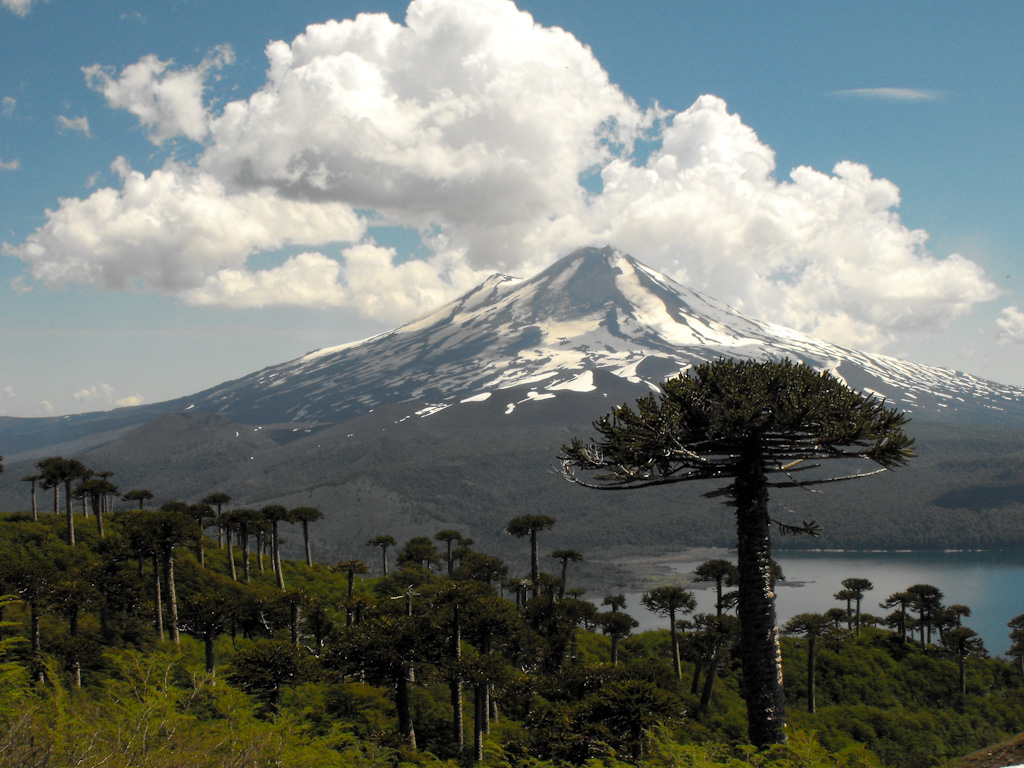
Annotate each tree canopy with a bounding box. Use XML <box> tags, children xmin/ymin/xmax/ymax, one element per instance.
<box><xmin>560</xmin><ymin>358</ymin><xmax>914</xmax><ymax>747</ymax></box>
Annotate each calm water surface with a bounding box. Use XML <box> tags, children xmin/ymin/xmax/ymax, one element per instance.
<box><xmin>617</xmin><ymin>549</ymin><xmax>1024</xmax><ymax>654</ymax></box>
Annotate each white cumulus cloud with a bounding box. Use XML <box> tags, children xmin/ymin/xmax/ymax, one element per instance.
<box><xmin>56</xmin><ymin>115</ymin><xmax>91</xmax><ymax>136</ymax></box>
<box><xmin>199</xmin><ymin>0</ymin><xmax>655</xmax><ymax>270</ymax></box>
<box><xmin>996</xmin><ymin>306</ymin><xmax>1024</xmax><ymax>345</ymax></box>
<box><xmin>4</xmin><ymin>158</ymin><xmax>365</xmax><ymax>293</ymax></box>
<box><xmin>0</xmin><ymin>157</ymin><xmax>19</xmax><ymax>170</ymax></box>
<box><xmin>3</xmin><ymin>0</ymin><xmax>1001</xmax><ymax>349</ymax></box>
<box><xmin>2</xmin><ymin>0</ymin><xmax>34</xmax><ymax>16</ymax></box>
<box><xmin>84</xmin><ymin>45</ymin><xmax>234</xmax><ymax>145</ymax></box>
<box><xmin>69</xmin><ymin>383</ymin><xmax>145</xmax><ymax>411</ymax></box>
<box><xmin>184</xmin><ymin>243</ymin><xmax>487</xmax><ymax>320</ymax></box>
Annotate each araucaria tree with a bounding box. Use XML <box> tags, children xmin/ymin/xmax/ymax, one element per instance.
<box><xmin>505</xmin><ymin>514</ymin><xmax>556</xmax><ymax>598</ymax></box>
<box><xmin>560</xmin><ymin>358</ymin><xmax>914</xmax><ymax>747</ymax></box>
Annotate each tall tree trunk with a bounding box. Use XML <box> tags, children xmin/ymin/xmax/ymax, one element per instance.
<box><xmin>30</xmin><ymin>602</ymin><xmax>42</xmax><ymax>682</ymax></box>
<box><xmin>274</xmin><ymin>523</ymin><xmax>286</xmax><ymax>591</ymax></box>
<box><xmin>30</xmin><ymin>484</ymin><xmax>37</xmax><ymax>521</ymax></box>
<box><xmin>734</xmin><ymin>445</ymin><xmax>786</xmax><ymax>748</ymax></box>
<box><xmin>451</xmin><ymin>603</ymin><xmax>464</xmax><ymax>753</ymax></box>
<box><xmin>153</xmin><ymin>554</ymin><xmax>164</xmax><ymax>641</ymax></box>
<box><xmin>698</xmin><ymin>653</ymin><xmax>719</xmax><ymax>715</ymax></box>
<box><xmin>290</xmin><ymin>601</ymin><xmax>300</xmax><ymax>647</ymax></box>
<box><xmin>303</xmin><ymin>520</ymin><xmax>313</xmax><ymax>567</ymax></box>
<box><xmin>227</xmin><ymin>532</ymin><xmax>238</xmax><ymax>582</ymax></box>
<box><xmin>691</xmin><ymin>661</ymin><xmax>703</xmax><ymax>695</ymax></box>
<box><xmin>241</xmin><ymin>525</ymin><xmax>251</xmax><ymax>584</ymax></box>
<box><xmin>473</xmin><ymin>684</ymin><xmax>486</xmax><ymax>762</ymax></box>
<box><xmin>164</xmin><ymin>552</ymin><xmax>179</xmax><ymax>645</ymax></box>
<box><xmin>396</xmin><ymin>666</ymin><xmax>417</xmax><ymax>750</ymax></box>
<box><xmin>530</xmin><ymin>530</ymin><xmax>539</xmax><ymax>598</ymax></box>
<box><xmin>669</xmin><ymin>608</ymin><xmax>681</xmax><ymax>679</ymax></box>
<box><xmin>807</xmin><ymin>637</ymin><xmax>817</xmax><ymax>714</ymax></box>
<box><xmin>205</xmin><ymin>634</ymin><xmax>216</xmax><ymax>677</ymax></box>
<box><xmin>64</xmin><ymin>481</ymin><xmax>75</xmax><ymax>547</ymax></box>
<box><xmin>90</xmin><ymin>493</ymin><xmax>104</xmax><ymax>538</ymax></box>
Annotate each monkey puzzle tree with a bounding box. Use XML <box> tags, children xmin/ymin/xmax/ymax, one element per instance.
<box><xmin>881</xmin><ymin>590</ymin><xmax>913</xmax><ymax>644</ymax></box>
<box><xmin>550</xmin><ymin>548</ymin><xmax>583</xmax><ymax>600</ymax></box>
<box><xmin>505</xmin><ymin>514</ymin><xmax>555</xmax><ymax>598</ymax></box>
<box><xmin>599</xmin><ymin>610</ymin><xmax>638</xmax><ymax>666</ymax></box>
<box><xmin>122</xmin><ymin>488</ymin><xmax>154</xmax><ymax>510</ymax></box>
<box><xmin>783</xmin><ymin>612</ymin><xmax>830</xmax><ymax>714</ymax></box>
<box><xmin>332</xmin><ymin>560</ymin><xmax>367</xmax><ymax>599</ymax></box>
<box><xmin>839</xmin><ymin>577</ymin><xmax>873</xmax><ymax>635</ymax></box>
<box><xmin>940</xmin><ymin>626</ymin><xmax>986</xmax><ymax>696</ymax></box>
<box><xmin>290</xmin><ymin>506</ymin><xmax>324</xmax><ymax>567</ymax></box>
<box><xmin>640</xmin><ymin>585</ymin><xmax>696</xmax><ymax>680</ymax></box>
<box><xmin>260</xmin><ymin>504</ymin><xmax>291</xmax><ymax>590</ymax></box>
<box><xmin>560</xmin><ymin>359</ymin><xmax>914</xmax><ymax>747</ymax></box>
<box><xmin>151</xmin><ymin>503</ymin><xmax>203</xmax><ymax>645</ymax></box>
<box><xmin>907</xmin><ymin>583</ymin><xmax>944</xmax><ymax>645</ymax></box>
<box><xmin>693</xmin><ymin>559</ymin><xmax>739</xmax><ymax>616</ymax></box>
<box><xmin>20</xmin><ymin>474</ymin><xmax>41</xmax><ymax>521</ymax></box>
<box><xmin>365</xmin><ymin>534</ymin><xmax>397</xmax><ymax>577</ymax></box>
<box><xmin>435</xmin><ymin>529</ymin><xmax>468</xmax><ymax>576</ymax></box>
<box><xmin>36</xmin><ymin>456</ymin><xmax>89</xmax><ymax>546</ymax></box>
<box><xmin>77</xmin><ymin>475</ymin><xmax>118</xmax><ymax>539</ymax></box>
<box><xmin>201</xmin><ymin>491</ymin><xmax>232</xmax><ymax>547</ymax></box>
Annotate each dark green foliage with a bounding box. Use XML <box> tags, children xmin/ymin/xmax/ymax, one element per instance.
<box><xmin>3</xmin><ymin>507</ymin><xmax>1024</xmax><ymax>768</ymax></box>
<box><xmin>562</xmin><ymin>359</ymin><xmax>915</xmax><ymax>749</ymax></box>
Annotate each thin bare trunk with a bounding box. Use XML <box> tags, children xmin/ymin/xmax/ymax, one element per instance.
<box><xmin>303</xmin><ymin>520</ymin><xmax>312</xmax><ymax>567</ymax></box>
<box><xmin>227</xmin><ymin>532</ymin><xmax>237</xmax><ymax>582</ymax></box>
<box><xmin>164</xmin><ymin>552</ymin><xmax>179</xmax><ymax>645</ymax></box>
<box><xmin>153</xmin><ymin>554</ymin><xmax>164</xmax><ymax>641</ymax></box>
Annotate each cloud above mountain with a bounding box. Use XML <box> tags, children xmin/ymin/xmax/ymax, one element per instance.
<box><xmin>2</xmin><ymin>0</ymin><xmax>999</xmax><ymax>353</ymax></box>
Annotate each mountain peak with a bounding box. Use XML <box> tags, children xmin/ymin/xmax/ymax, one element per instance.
<box><xmin>5</xmin><ymin>247</ymin><xmax>1024</xmax><ymax>462</ymax></box>
<box><xmin>179</xmin><ymin>246</ymin><xmax>1023</xmax><ymax>427</ymax></box>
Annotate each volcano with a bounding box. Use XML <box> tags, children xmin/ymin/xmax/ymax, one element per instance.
<box><xmin>2</xmin><ymin>246</ymin><xmax>1023</xmax><ymax>558</ymax></box>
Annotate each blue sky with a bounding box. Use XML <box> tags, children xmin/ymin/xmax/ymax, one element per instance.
<box><xmin>2</xmin><ymin>0</ymin><xmax>1022</xmax><ymax>418</ymax></box>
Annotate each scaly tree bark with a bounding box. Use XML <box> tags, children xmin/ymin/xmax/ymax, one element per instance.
<box><xmin>560</xmin><ymin>359</ymin><xmax>914</xmax><ymax>747</ymax></box>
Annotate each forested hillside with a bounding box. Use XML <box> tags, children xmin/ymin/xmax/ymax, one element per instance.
<box><xmin>2</xmin><ymin>502</ymin><xmax>1024</xmax><ymax>767</ymax></box>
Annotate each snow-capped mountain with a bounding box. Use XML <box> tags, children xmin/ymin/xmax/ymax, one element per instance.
<box><xmin>4</xmin><ymin>246</ymin><xmax>1024</xmax><ymax>554</ymax></box>
<box><xmin>187</xmin><ymin>245</ymin><xmax>1024</xmax><ymax>427</ymax></box>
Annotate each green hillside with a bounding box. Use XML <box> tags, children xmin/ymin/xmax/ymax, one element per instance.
<box><xmin>2</xmin><ymin>506</ymin><xmax>1024</xmax><ymax>767</ymax></box>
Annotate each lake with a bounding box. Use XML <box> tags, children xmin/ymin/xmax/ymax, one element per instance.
<box><xmin>613</xmin><ymin>549</ymin><xmax>1024</xmax><ymax>655</ymax></box>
